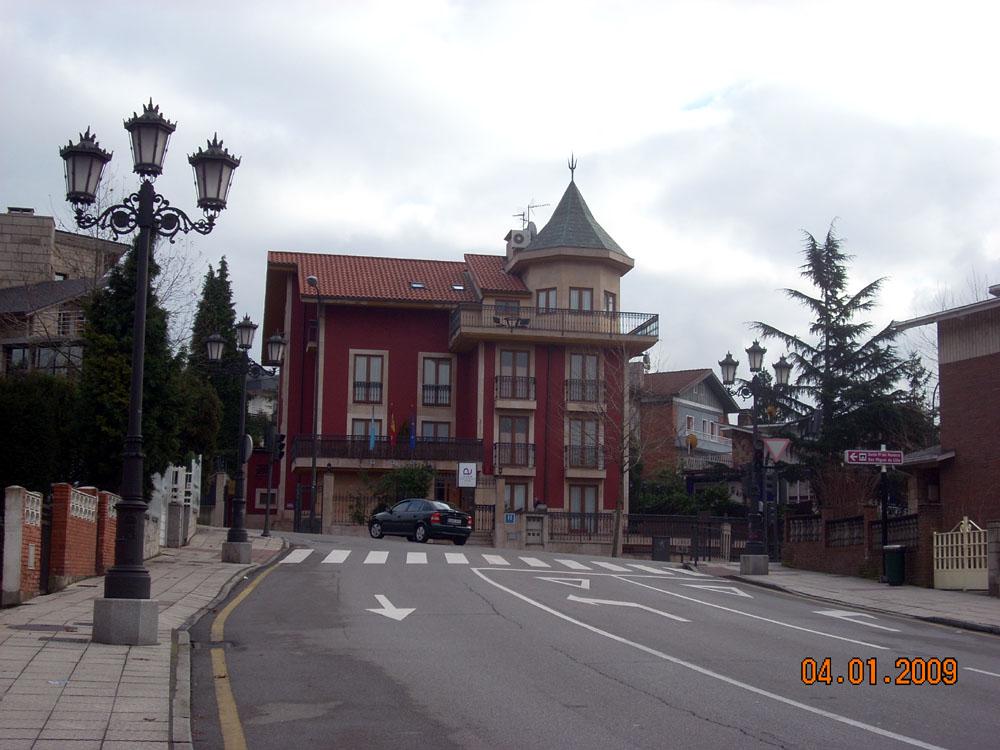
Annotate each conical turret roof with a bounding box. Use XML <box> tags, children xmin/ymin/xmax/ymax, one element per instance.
<box><xmin>526</xmin><ymin>181</ymin><xmax>627</xmax><ymax>255</ymax></box>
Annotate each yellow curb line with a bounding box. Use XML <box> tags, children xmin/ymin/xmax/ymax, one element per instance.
<box><xmin>210</xmin><ymin>564</ymin><xmax>278</xmax><ymax>749</ymax></box>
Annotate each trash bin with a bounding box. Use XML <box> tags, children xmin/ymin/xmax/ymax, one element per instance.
<box><xmin>652</xmin><ymin>536</ymin><xmax>671</xmax><ymax>562</ymax></box>
<box><xmin>884</xmin><ymin>544</ymin><xmax>905</xmax><ymax>586</ymax></box>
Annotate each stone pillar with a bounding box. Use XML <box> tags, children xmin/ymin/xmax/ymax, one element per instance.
<box><xmin>3</xmin><ymin>486</ymin><xmax>43</xmax><ymax>606</ymax></box>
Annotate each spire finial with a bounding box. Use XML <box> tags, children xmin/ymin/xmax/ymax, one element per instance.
<box><xmin>568</xmin><ymin>153</ymin><xmax>577</xmax><ymax>182</ymax></box>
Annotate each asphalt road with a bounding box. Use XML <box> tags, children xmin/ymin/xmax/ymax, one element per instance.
<box><xmin>190</xmin><ymin>532</ymin><xmax>1000</xmax><ymax>749</ymax></box>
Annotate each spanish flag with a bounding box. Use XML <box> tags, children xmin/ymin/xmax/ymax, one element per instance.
<box><xmin>389</xmin><ymin>413</ymin><xmax>397</xmax><ymax>446</ymax></box>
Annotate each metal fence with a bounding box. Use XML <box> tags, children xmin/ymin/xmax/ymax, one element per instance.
<box><xmin>624</xmin><ymin>514</ymin><xmax>748</xmax><ymax>562</ymax></box>
<box><xmin>548</xmin><ymin>511</ymin><xmax>618</xmax><ymax>542</ymax></box>
<box><xmin>326</xmin><ymin>494</ymin><xmax>384</xmax><ymax>526</ymax></box>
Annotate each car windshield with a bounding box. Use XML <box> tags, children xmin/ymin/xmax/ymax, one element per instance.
<box><xmin>428</xmin><ymin>501</ymin><xmax>456</xmax><ymax>511</ymax></box>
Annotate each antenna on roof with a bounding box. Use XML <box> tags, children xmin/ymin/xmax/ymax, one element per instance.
<box><xmin>568</xmin><ymin>152</ymin><xmax>577</xmax><ymax>182</ymax></box>
<box><xmin>513</xmin><ymin>200</ymin><xmax>550</xmax><ymax>229</ymax></box>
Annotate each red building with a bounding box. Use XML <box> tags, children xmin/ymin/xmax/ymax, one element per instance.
<box><xmin>258</xmin><ymin>176</ymin><xmax>658</xmax><ymax>535</ymax></box>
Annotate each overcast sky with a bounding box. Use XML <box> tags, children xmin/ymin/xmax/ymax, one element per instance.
<box><xmin>3</xmin><ymin>0</ymin><xmax>998</xmax><ymax>374</ymax></box>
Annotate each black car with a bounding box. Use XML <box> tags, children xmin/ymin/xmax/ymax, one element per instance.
<box><xmin>369</xmin><ymin>499</ymin><xmax>473</xmax><ymax>544</ymax></box>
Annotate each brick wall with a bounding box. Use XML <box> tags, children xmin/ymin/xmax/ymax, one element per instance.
<box><xmin>2</xmin><ymin>486</ymin><xmax>44</xmax><ymax>605</ymax></box>
<box><xmin>49</xmin><ymin>483</ymin><xmax>98</xmax><ymax>590</ymax></box>
<box><xmin>96</xmin><ymin>491</ymin><xmax>119</xmax><ymax>574</ymax></box>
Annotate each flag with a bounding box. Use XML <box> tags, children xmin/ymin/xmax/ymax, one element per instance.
<box><xmin>410</xmin><ymin>413</ymin><xmax>417</xmax><ymax>451</ymax></box>
<box><xmin>389</xmin><ymin>413</ymin><xmax>397</xmax><ymax>447</ymax></box>
<box><xmin>368</xmin><ymin>406</ymin><xmax>376</xmax><ymax>451</ymax></box>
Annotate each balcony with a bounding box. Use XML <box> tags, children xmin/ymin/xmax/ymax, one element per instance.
<box><xmin>353</xmin><ymin>381</ymin><xmax>383</xmax><ymax>403</ymax></box>
<box><xmin>565</xmin><ymin>378</ymin><xmax>602</xmax><ymax>403</ymax></box>
<box><xmin>422</xmin><ymin>384</ymin><xmax>451</xmax><ymax>406</ymax></box>
<box><xmin>494</xmin><ymin>442</ymin><xmax>535</xmax><ymax>468</ymax></box>
<box><xmin>495</xmin><ymin>375</ymin><xmax>535</xmax><ymax>401</ymax></box>
<box><xmin>292</xmin><ymin>435</ymin><xmax>482</xmax><ymax>463</ymax></box>
<box><xmin>679</xmin><ymin>454</ymin><xmax>734</xmax><ymax>471</ymax></box>
<box><xmin>565</xmin><ymin>444</ymin><xmax>605</xmax><ymax>469</ymax></box>
<box><xmin>449</xmin><ymin>304</ymin><xmax>658</xmax><ymax>354</ymax></box>
<box><xmin>677</xmin><ymin>428</ymin><xmax>731</xmax><ymax>451</ymax></box>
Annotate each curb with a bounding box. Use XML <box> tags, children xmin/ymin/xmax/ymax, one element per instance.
<box><xmin>168</xmin><ymin>535</ymin><xmax>290</xmax><ymax>749</ymax></box>
<box><xmin>718</xmin><ymin>571</ymin><xmax>1000</xmax><ymax>637</ymax></box>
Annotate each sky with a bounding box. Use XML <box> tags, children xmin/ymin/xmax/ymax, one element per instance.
<box><xmin>2</xmin><ymin>0</ymin><xmax>999</xmax><ymax>375</ymax></box>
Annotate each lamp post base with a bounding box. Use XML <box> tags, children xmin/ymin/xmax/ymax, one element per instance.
<box><xmin>221</xmin><ymin>541</ymin><xmax>252</xmax><ymax>564</ymax></box>
<box><xmin>93</xmin><ymin>597</ymin><xmax>159</xmax><ymax>645</ymax></box>
<box><xmin>739</xmin><ymin>554</ymin><xmax>770</xmax><ymax>575</ymax></box>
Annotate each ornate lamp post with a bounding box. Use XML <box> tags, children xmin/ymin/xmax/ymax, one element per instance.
<box><xmin>719</xmin><ymin>341</ymin><xmax>791</xmax><ymax>561</ymax></box>
<box><xmin>60</xmin><ymin>100</ymin><xmax>238</xmax><ymax>645</ymax></box>
<box><xmin>306</xmin><ymin>274</ymin><xmax>321</xmax><ymax>533</ymax></box>
<box><xmin>262</xmin><ymin>333</ymin><xmax>287</xmax><ymax>538</ymax></box>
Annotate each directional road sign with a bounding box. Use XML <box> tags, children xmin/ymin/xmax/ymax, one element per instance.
<box><xmin>844</xmin><ymin>449</ymin><xmax>903</xmax><ymax>465</ymax></box>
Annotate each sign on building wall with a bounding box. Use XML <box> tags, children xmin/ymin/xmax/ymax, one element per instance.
<box><xmin>458</xmin><ymin>462</ymin><xmax>477</xmax><ymax>488</ymax></box>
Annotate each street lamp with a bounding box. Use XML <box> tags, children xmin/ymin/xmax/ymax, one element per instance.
<box><xmin>719</xmin><ymin>340</ymin><xmax>792</xmax><ymax>560</ymax></box>
<box><xmin>61</xmin><ymin>100</ymin><xmax>239</xmax><ymax>645</ymax></box>
<box><xmin>306</xmin><ymin>274</ymin><xmax>321</xmax><ymax>533</ymax></box>
<box><xmin>262</xmin><ymin>333</ymin><xmax>287</xmax><ymax>538</ymax></box>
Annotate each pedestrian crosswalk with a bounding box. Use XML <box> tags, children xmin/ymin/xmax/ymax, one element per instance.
<box><xmin>279</xmin><ymin>548</ymin><xmax>704</xmax><ymax>576</ymax></box>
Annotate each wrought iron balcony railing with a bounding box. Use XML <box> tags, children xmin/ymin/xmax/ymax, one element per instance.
<box><xmin>565</xmin><ymin>378</ymin><xmax>602</xmax><ymax>403</ymax></box>
<box><xmin>494</xmin><ymin>442</ymin><xmax>535</xmax><ymax>468</ymax></box>
<box><xmin>495</xmin><ymin>375</ymin><xmax>536</xmax><ymax>400</ymax></box>
<box><xmin>449</xmin><ymin>304</ymin><xmax>658</xmax><ymax>343</ymax></box>
<box><xmin>352</xmin><ymin>381</ymin><xmax>383</xmax><ymax>403</ymax></box>
<box><xmin>292</xmin><ymin>435</ymin><xmax>482</xmax><ymax>462</ymax></box>
<box><xmin>565</xmin><ymin>444</ymin><xmax>605</xmax><ymax>469</ymax></box>
<box><xmin>422</xmin><ymin>383</ymin><xmax>451</xmax><ymax>406</ymax></box>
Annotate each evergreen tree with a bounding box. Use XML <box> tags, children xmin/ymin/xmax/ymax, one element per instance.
<box><xmin>76</xmin><ymin>237</ymin><xmax>182</xmax><ymax>491</ymax></box>
<box><xmin>753</xmin><ymin>226</ymin><xmax>932</xmax><ymax>470</ymax></box>
<box><xmin>188</xmin><ymin>257</ymin><xmax>241</xmax><ymax>466</ymax></box>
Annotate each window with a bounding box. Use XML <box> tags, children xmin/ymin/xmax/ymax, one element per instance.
<box><xmin>569</xmin><ymin>287</ymin><xmax>593</xmax><ymax>311</ymax></box>
<box><xmin>505</xmin><ymin>482</ymin><xmax>528</xmax><ymax>512</ymax></box>
<box><xmin>498</xmin><ymin>350</ymin><xmax>532</xmax><ymax>399</ymax></box>
<box><xmin>57</xmin><ymin>310</ymin><xmax>75</xmax><ymax>336</ymax></box>
<box><xmin>537</xmin><ymin>288</ymin><xmax>557</xmax><ymax>311</ymax></box>
<box><xmin>604</xmin><ymin>291</ymin><xmax>616</xmax><ymax>313</ymax></box>
<box><xmin>422</xmin><ymin>357</ymin><xmax>451</xmax><ymax>406</ymax></box>
<box><xmin>568</xmin><ymin>417</ymin><xmax>600</xmax><ymax>468</ymax></box>
<box><xmin>421</xmin><ymin>421</ymin><xmax>451</xmax><ymax>440</ymax></box>
<box><xmin>351</xmin><ymin>418</ymin><xmax>382</xmax><ymax>438</ymax></box>
<box><xmin>35</xmin><ymin>346</ymin><xmax>58</xmax><ymax>375</ymax></box>
<box><xmin>353</xmin><ymin>354</ymin><xmax>383</xmax><ymax>403</ymax></box>
<box><xmin>410</xmin><ymin>281</ymin><xmax>426</xmax><ymax>289</ymax></box>
<box><xmin>569</xmin><ymin>485</ymin><xmax>598</xmax><ymax>530</ymax></box>
<box><xmin>702</xmin><ymin>419</ymin><xmax>709</xmax><ymax>434</ymax></box>
<box><xmin>4</xmin><ymin>346</ymin><xmax>29</xmax><ymax>372</ymax></box>
<box><xmin>54</xmin><ymin>272</ymin><xmax>67</xmax><ymax>281</ymax></box>
<box><xmin>498</xmin><ymin>415</ymin><xmax>530</xmax><ymax>465</ymax></box>
<box><xmin>568</xmin><ymin>353</ymin><xmax>599</xmax><ymax>401</ymax></box>
<box><xmin>685</xmin><ymin>415</ymin><xmax>694</xmax><ymax>430</ymax></box>
<box><xmin>495</xmin><ymin>299</ymin><xmax>521</xmax><ymax>316</ymax></box>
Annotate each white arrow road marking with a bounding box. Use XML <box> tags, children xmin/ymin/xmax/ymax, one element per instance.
<box><xmin>538</xmin><ymin>577</ymin><xmax>591</xmax><ymax>590</ymax></box>
<box><xmin>567</xmin><ymin>594</ymin><xmax>689</xmax><ymax>622</ymax></box>
<box><xmin>279</xmin><ymin>549</ymin><xmax>313</xmax><ymax>564</ymax></box>
<box><xmin>814</xmin><ymin>610</ymin><xmax>901</xmax><ymax>632</ymax></box>
<box><xmin>321</xmin><ymin>550</ymin><xmax>350</xmax><ymax>564</ymax></box>
<box><xmin>366</xmin><ymin>595</ymin><xmax>415</xmax><ymax>621</ymax></box>
<box><xmin>681</xmin><ymin>584</ymin><xmax>752</xmax><ymax>598</ymax></box>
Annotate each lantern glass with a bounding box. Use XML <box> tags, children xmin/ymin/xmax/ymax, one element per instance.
<box><xmin>235</xmin><ymin>315</ymin><xmax>257</xmax><ymax>351</ymax></box>
<box><xmin>773</xmin><ymin>355</ymin><xmax>792</xmax><ymax>386</ymax></box>
<box><xmin>205</xmin><ymin>333</ymin><xmax>226</xmax><ymax>362</ymax></box>
<box><xmin>189</xmin><ymin>134</ymin><xmax>240</xmax><ymax>212</ymax></box>
<box><xmin>718</xmin><ymin>352</ymin><xmax>738</xmax><ymax>385</ymax></box>
<box><xmin>59</xmin><ymin>129</ymin><xmax>111</xmax><ymax>205</ymax></box>
<box><xmin>746</xmin><ymin>340</ymin><xmax>766</xmax><ymax>372</ymax></box>
<box><xmin>265</xmin><ymin>333</ymin><xmax>286</xmax><ymax>365</ymax></box>
<box><xmin>123</xmin><ymin>101</ymin><xmax>176</xmax><ymax>177</ymax></box>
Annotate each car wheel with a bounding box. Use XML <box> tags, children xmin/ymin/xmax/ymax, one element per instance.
<box><xmin>413</xmin><ymin>523</ymin><xmax>429</xmax><ymax>543</ymax></box>
<box><xmin>369</xmin><ymin>521</ymin><xmax>384</xmax><ymax>539</ymax></box>
<box><xmin>453</xmin><ymin>537</ymin><xmax>467</xmax><ymax>546</ymax></box>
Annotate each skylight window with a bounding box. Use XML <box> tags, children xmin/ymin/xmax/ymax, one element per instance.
<box><xmin>452</xmin><ymin>284</ymin><xmax>465</xmax><ymax>291</ymax></box>
<box><xmin>410</xmin><ymin>281</ymin><xmax>426</xmax><ymax>289</ymax></box>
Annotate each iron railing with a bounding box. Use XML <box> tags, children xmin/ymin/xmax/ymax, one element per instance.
<box><xmin>678</xmin><ymin>454</ymin><xmax>734</xmax><ymax>471</ymax></box>
<box><xmin>422</xmin><ymin>384</ymin><xmax>451</xmax><ymax>406</ymax></box>
<box><xmin>292</xmin><ymin>435</ymin><xmax>482</xmax><ymax>462</ymax></box>
<box><xmin>352</xmin><ymin>381</ymin><xmax>383</xmax><ymax>403</ymax></box>
<box><xmin>495</xmin><ymin>375</ymin><xmax>536</xmax><ymax>400</ymax></box>
<box><xmin>548</xmin><ymin>511</ymin><xmax>617</xmax><ymax>542</ymax></box>
<box><xmin>565</xmin><ymin>444</ymin><xmax>604</xmax><ymax>469</ymax></box>
<box><xmin>494</xmin><ymin>442</ymin><xmax>534</xmax><ymax>468</ymax></box>
<box><xmin>449</xmin><ymin>304</ymin><xmax>659</xmax><ymax>340</ymax></box>
<box><xmin>623</xmin><ymin>514</ymin><xmax>748</xmax><ymax>561</ymax></box>
<box><xmin>565</xmin><ymin>379</ymin><xmax>602</xmax><ymax>402</ymax></box>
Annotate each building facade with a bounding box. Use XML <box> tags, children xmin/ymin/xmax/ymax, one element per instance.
<box><xmin>259</xmin><ymin>177</ymin><xmax>658</xmax><ymax>531</ymax></box>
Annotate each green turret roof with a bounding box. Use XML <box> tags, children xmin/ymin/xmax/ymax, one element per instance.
<box><xmin>526</xmin><ymin>181</ymin><xmax>627</xmax><ymax>255</ymax></box>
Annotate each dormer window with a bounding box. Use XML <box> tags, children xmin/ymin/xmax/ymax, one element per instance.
<box><xmin>410</xmin><ymin>281</ymin><xmax>426</xmax><ymax>289</ymax></box>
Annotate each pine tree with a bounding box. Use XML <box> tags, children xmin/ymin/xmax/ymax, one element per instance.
<box><xmin>753</xmin><ymin>226</ymin><xmax>932</xmax><ymax>470</ymax></box>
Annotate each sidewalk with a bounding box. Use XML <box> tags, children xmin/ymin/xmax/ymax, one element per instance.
<box><xmin>702</xmin><ymin>561</ymin><xmax>1000</xmax><ymax>635</ymax></box>
<box><xmin>0</xmin><ymin>526</ymin><xmax>284</xmax><ymax>749</ymax></box>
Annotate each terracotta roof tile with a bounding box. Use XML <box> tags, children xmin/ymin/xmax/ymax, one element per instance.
<box><xmin>464</xmin><ymin>254</ymin><xmax>530</xmax><ymax>294</ymax></box>
<box><xmin>643</xmin><ymin>369</ymin><xmax>713</xmax><ymax>397</ymax></box>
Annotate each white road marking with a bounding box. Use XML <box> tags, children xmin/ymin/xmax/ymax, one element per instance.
<box><xmin>366</xmin><ymin>594</ymin><xmax>414</xmax><ymax>622</ymax></box>
<box><xmin>407</xmin><ymin>552</ymin><xmax>428</xmax><ymax>565</ymax></box>
<box><xmin>814</xmin><ymin>610</ymin><xmax>901</xmax><ymax>632</ymax></box>
<box><xmin>670</xmin><ymin>566</ymin><xmax>712</xmax><ymax>577</ymax></box>
<box><xmin>279</xmin><ymin>549</ymin><xmax>313</xmax><ymax>564</ymax></box>
<box><xmin>364</xmin><ymin>551</ymin><xmax>389</xmax><ymax>565</ymax></box>
<box><xmin>445</xmin><ymin>553</ymin><xmax>469</xmax><ymax>565</ymax></box>
<box><xmin>620</xmin><ymin>577</ymin><xmax>888</xmax><ymax>650</ymax></box>
<box><xmin>567</xmin><ymin>594</ymin><xmax>688</xmax><ymax>622</ymax></box>
<box><xmin>627</xmin><ymin>564</ymin><xmax>675</xmax><ymax>575</ymax></box>
<box><xmin>537</xmin><ymin>577</ymin><xmax>591</xmax><ymax>590</ymax></box>
<box><xmin>483</xmin><ymin>554</ymin><xmax>509</xmax><ymax>566</ymax></box>
<box><xmin>966</xmin><ymin>667</ymin><xmax>1000</xmax><ymax>678</ymax></box>
<box><xmin>681</xmin><ymin>584</ymin><xmax>752</xmax><ymax>599</ymax></box>
<box><xmin>520</xmin><ymin>557</ymin><xmax>550</xmax><ymax>568</ymax></box>
<box><xmin>556</xmin><ymin>559</ymin><xmax>591</xmax><ymax>570</ymax></box>
<box><xmin>321</xmin><ymin>550</ymin><xmax>351</xmax><ymax>564</ymax></box>
<box><xmin>591</xmin><ymin>561</ymin><xmax>631</xmax><ymax>572</ymax></box>
<box><xmin>473</xmin><ymin>569</ymin><xmax>943</xmax><ymax>750</ymax></box>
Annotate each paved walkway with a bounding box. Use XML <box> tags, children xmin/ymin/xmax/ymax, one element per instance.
<box><xmin>703</xmin><ymin>561</ymin><xmax>1000</xmax><ymax>634</ymax></box>
<box><xmin>0</xmin><ymin>526</ymin><xmax>283</xmax><ymax>749</ymax></box>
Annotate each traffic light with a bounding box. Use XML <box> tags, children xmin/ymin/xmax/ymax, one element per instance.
<box><xmin>275</xmin><ymin>433</ymin><xmax>286</xmax><ymax>461</ymax></box>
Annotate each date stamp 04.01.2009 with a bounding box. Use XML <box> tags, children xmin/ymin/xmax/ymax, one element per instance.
<box><xmin>801</xmin><ymin>657</ymin><xmax>958</xmax><ymax>686</ymax></box>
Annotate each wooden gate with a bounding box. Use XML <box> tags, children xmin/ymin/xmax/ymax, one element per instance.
<box><xmin>933</xmin><ymin>516</ymin><xmax>988</xmax><ymax>590</ymax></box>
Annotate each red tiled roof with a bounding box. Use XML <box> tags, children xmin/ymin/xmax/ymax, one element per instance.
<box><xmin>643</xmin><ymin>369</ymin><xmax>713</xmax><ymax>397</ymax></box>
<box><xmin>269</xmin><ymin>251</ymin><xmax>478</xmax><ymax>304</ymax></box>
<box><xmin>464</xmin><ymin>254</ymin><xmax>530</xmax><ymax>295</ymax></box>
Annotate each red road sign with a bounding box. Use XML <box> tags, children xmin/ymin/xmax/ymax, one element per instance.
<box><xmin>844</xmin><ymin>449</ymin><xmax>903</xmax><ymax>465</ymax></box>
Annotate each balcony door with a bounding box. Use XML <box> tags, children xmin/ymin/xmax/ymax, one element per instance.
<box><xmin>568</xmin><ymin>353</ymin><xmax>599</xmax><ymax>402</ymax></box>
<box><xmin>569</xmin><ymin>417</ymin><xmax>599</xmax><ymax>468</ymax></box>
<box><xmin>499</xmin><ymin>350</ymin><xmax>530</xmax><ymax>399</ymax></box>
<box><xmin>499</xmin><ymin>415</ymin><xmax>530</xmax><ymax>465</ymax></box>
